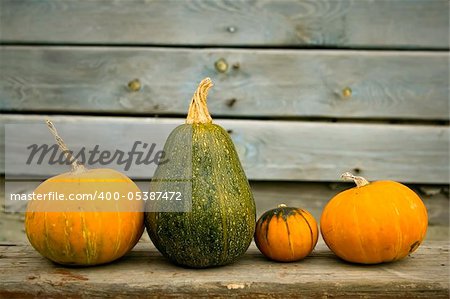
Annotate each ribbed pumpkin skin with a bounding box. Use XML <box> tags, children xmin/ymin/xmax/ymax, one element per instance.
<box><xmin>145</xmin><ymin>123</ymin><xmax>256</xmax><ymax>268</ymax></box>
<box><xmin>25</xmin><ymin>168</ymin><xmax>144</xmax><ymax>266</ymax></box>
<box><xmin>255</xmin><ymin>206</ymin><xmax>318</xmax><ymax>262</ymax></box>
<box><xmin>320</xmin><ymin>181</ymin><xmax>428</xmax><ymax>264</ymax></box>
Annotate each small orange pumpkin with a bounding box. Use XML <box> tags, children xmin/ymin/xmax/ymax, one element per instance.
<box><xmin>320</xmin><ymin>172</ymin><xmax>428</xmax><ymax>264</ymax></box>
<box><xmin>254</xmin><ymin>204</ymin><xmax>319</xmax><ymax>262</ymax></box>
<box><xmin>25</xmin><ymin>121</ymin><xmax>144</xmax><ymax>265</ymax></box>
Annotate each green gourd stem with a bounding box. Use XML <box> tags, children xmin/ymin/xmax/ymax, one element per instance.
<box><xmin>341</xmin><ymin>172</ymin><xmax>370</xmax><ymax>187</ymax></box>
<box><xmin>46</xmin><ymin>120</ymin><xmax>86</xmax><ymax>173</ymax></box>
<box><xmin>186</xmin><ymin>78</ymin><xmax>213</xmax><ymax>124</ymax></box>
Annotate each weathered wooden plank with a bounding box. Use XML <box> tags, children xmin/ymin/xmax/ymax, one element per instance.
<box><xmin>0</xmin><ymin>115</ymin><xmax>448</xmax><ymax>183</ymax></box>
<box><xmin>3</xmin><ymin>179</ymin><xmax>448</xmax><ymax>231</ymax></box>
<box><xmin>1</xmin><ymin>47</ymin><xmax>448</xmax><ymax>120</ymax></box>
<box><xmin>0</xmin><ymin>241</ymin><xmax>448</xmax><ymax>298</ymax></box>
<box><xmin>0</xmin><ymin>0</ymin><xmax>448</xmax><ymax>48</ymax></box>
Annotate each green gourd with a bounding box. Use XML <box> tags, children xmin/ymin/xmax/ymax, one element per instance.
<box><xmin>145</xmin><ymin>78</ymin><xmax>256</xmax><ymax>268</ymax></box>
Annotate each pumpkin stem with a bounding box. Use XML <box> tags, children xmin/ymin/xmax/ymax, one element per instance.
<box><xmin>341</xmin><ymin>172</ymin><xmax>370</xmax><ymax>187</ymax></box>
<box><xmin>186</xmin><ymin>78</ymin><xmax>213</xmax><ymax>124</ymax></box>
<box><xmin>46</xmin><ymin>120</ymin><xmax>86</xmax><ymax>173</ymax></box>
<box><xmin>278</xmin><ymin>204</ymin><xmax>287</xmax><ymax>208</ymax></box>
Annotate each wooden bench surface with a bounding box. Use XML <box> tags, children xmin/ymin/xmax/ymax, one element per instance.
<box><xmin>0</xmin><ymin>240</ymin><xmax>448</xmax><ymax>298</ymax></box>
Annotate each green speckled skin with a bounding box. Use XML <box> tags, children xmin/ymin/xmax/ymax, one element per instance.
<box><xmin>145</xmin><ymin>123</ymin><xmax>256</xmax><ymax>268</ymax></box>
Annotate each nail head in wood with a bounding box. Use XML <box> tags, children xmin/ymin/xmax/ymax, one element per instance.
<box><xmin>342</xmin><ymin>86</ymin><xmax>352</xmax><ymax>98</ymax></box>
<box><xmin>215</xmin><ymin>58</ymin><xmax>228</xmax><ymax>73</ymax></box>
<box><xmin>128</xmin><ymin>79</ymin><xmax>141</xmax><ymax>92</ymax></box>
<box><xmin>227</xmin><ymin>26</ymin><xmax>236</xmax><ymax>33</ymax></box>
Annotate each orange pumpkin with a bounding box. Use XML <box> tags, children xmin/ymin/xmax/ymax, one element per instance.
<box><xmin>254</xmin><ymin>204</ymin><xmax>319</xmax><ymax>262</ymax></box>
<box><xmin>25</xmin><ymin>121</ymin><xmax>144</xmax><ymax>265</ymax></box>
<box><xmin>320</xmin><ymin>172</ymin><xmax>428</xmax><ymax>264</ymax></box>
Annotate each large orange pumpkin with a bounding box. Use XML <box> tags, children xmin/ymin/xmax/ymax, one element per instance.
<box><xmin>254</xmin><ymin>204</ymin><xmax>319</xmax><ymax>262</ymax></box>
<box><xmin>25</xmin><ymin>121</ymin><xmax>144</xmax><ymax>265</ymax></box>
<box><xmin>320</xmin><ymin>172</ymin><xmax>428</xmax><ymax>264</ymax></box>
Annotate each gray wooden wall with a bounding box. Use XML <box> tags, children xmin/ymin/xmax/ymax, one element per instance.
<box><xmin>0</xmin><ymin>0</ymin><xmax>449</xmax><ymax>184</ymax></box>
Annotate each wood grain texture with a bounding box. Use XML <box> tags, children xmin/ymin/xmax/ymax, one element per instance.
<box><xmin>0</xmin><ymin>0</ymin><xmax>448</xmax><ymax>48</ymax></box>
<box><xmin>3</xmin><ymin>179</ymin><xmax>448</xmax><ymax>230</ymax></box>
<box><xmin>0</xmin><ymin>47</ymin><xmax>448</xmax><ymax>120</ymax></box>
<box><xmin>0</xmin><ymin>241</ymin><xmax>448</xmax><ymax>298</ymax></box>
<box><xmin>1</xmin><ymin>115</ymin><xmax>448</xmax><ymax>183</ymax></box>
